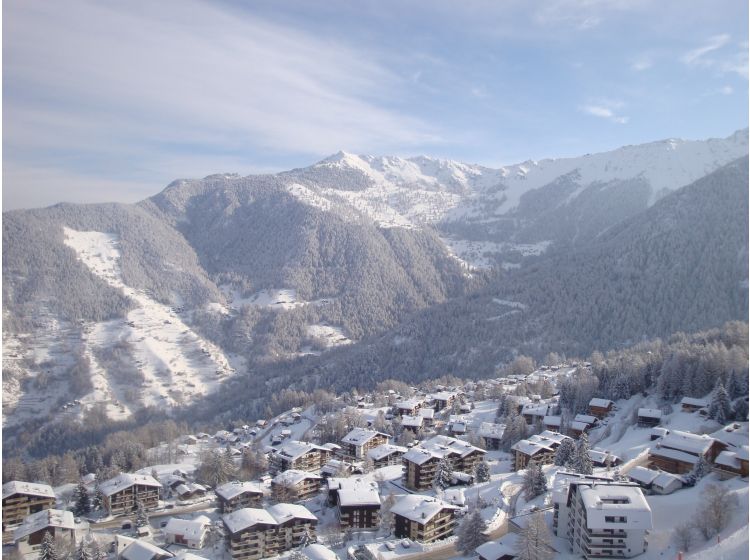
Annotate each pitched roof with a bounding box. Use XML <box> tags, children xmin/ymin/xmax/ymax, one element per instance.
<box><xmin>275</xmin><ymin>440</ymin><xmax>328</xmax><ymax>461</ymax></box>
<box><xmin>589</xmin><ymin>398</ymin><xmax>613</xmax><ymax>408</ymax></box>
<box><xmin>477</xmin><ymin>422</ymin><xmax>505</xmax><ymax>439</ymax></box>
<box><xmin>367</xmin><ymin>444</ymin><xmax>407</xmax><ymax>461</ymax></box>
<box><xmin>267</xmin><ymin>503</ymin><xmax>317</xmax><ymax>523</ymax></box>
<box><xmin>390</xmin><ymin>495</ymin><xmax>458</xmax><ymax>524</ymax></box>
<box><xmin>627</xmin><ymin>466</ymin><xmax>660</xmax><ymax>485</ymax></box>
<box><xmin>2</xmin><ymin>480</ymin><xmax>55</xmax><ymax>500</ymax></box>
<box><xmin>328</xmin><ymin>477</ymin><xmax>381</xmax><ymax>507</ymax></box>
<box><xmin>272</xmin><ymin>469</ymin><xmax>321</xmax><ymax>487</ymax></box>
<box><xmin>302</xmin><ymin>544</ymin><xmax>338</xmax><ymax>560</ymax></box>
<box><xmin>638</xmin><ymin>408</ymin><xmax>662</xmax><ymax>419</ymax></box>
<box><xmin>341</xmin><ymin>428</ymin><xmax>388</xmax><ymax>446</ymax></box>
<box><xmin>222</xmin><ymin>508</ymin><xmax>277</xmax><ymax>534</ymax></box>
<box><xmin>14</xmin><ymin>509</ymin><xmax>75</xmax><ymax>540</ymax></box>
<box><xmin>658</xmin><ymin>430</ymin><xmax>716</xmax><ymax>455</ymax></box>
<box><xmin>215</xmin><ymin>481</ymin><xmax>263</xmax><ymax>501</ymax></box>
<box><xmin>163</xmin><ymin>517</ymin><xmax>211</xmax><ymax>539</ymax></box>
<box><xmin>99</xmin><ymin>473</ymin><xmax>161</xmax><ymax>497</ymax></box>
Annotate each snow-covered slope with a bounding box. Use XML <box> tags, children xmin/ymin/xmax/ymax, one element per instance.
<box><xmin>281</xmin><ymin>129</ymin><xmax>748</xmax><ymax>268</ymax></box>
<box><xmin>56</xmin><ymin>228</ymin><xmax>239</xmax><ymax>419</ymax></box>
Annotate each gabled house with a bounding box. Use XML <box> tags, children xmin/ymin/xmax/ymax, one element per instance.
<box><xmin>649</xmin><ymin>430</ymin><xmax>727</xmax><ymax>474</ymax></box>
<box><xmin>713</xmin><ymin>448</ymin><xmax>750</xmax><ymax>479</ymax></box>
<box><xmin>588</xmin><ymin>398</ymin><xmax>614</xmax><ymax>419</ymax></box>
<box><xmin>13</xmin><ymin>509</ymin><xmax>80</xmax><ymax>555</ymax></box>
<box><xmin>222</xmin><ymin>504</ymin><xmax>317</xmax><ymax>560</ymax></box>
<box><xmin>326</xmin><ymin>477</ymin><xmax>380</xmax><ymax>529</ymax></box>
<box><xmin>2</xmin><ymin>481</ymin><xmax>56</xmax><ymax>541</ymax></box>
<box><xmin>99</xmin><ymin>473</ymin><xmax>161</xmax><ymax>516</ymax></box>
<box><xmin>394</xmin><ymin>398</ymin><xmax>425</xmax><ymax>416</ymax></box>
<box><xmin>270</xmin><ymin>440</ymin><xmax>331</xmax><ymax>473</ymax></box>
<box><xmin>163</xmin><ymin>516</ymin><xmax>211</xmax><ymax>549</ymax></box>
<box><xmin>401</xmin><ymin>414</ymin><xmax>424</xmax><ymax>433</ymax></box>
<box><xmin>680</xmin><ymin>397</ymin><xmax>709</xmax><ymax>413</ymax></box>
<box><xmin>636</xmin><ymin>408</ymin><xmax>662</xmax><ymax>428</ymax></box>
<box><xmin>430</xmin><ymin>391</ymin><xmax>459</xmax><ymax>411</ymax></box>
<box><xmin>391</xmin><ymin>495</ymin><xmax>459</xmax><ymax>543</ymax></box>
<box><xmin>588</xmin><ymin>448</ymin><xmax>622</xmax><ymax>468</ymax></box>
<box><xmin>476</xmin><ymin>423</ymin><xmax>505</xmax><ymax>450</ymax></box>
<box><xmin>402</xmin><ymin>435</ymin><xmax>485</xmax><ymax>490</ymax></box>
<box><xmin>511</xmin><ymin>431</ymin><xmax>572</xmax><ymax>471</ymax></box>
<box><xmin>216</xmin><ymin>481</ymin><xmax>264</xmax><ymax>513</ymax></box>
<box><xmin>367</xmin><ymin>444</ymin><xmax>407</xmax><ymax>468</ymax></box>
<box><xmin>271</xmin><ymin>470</ymin><xmax>322</xmax><ymax>501</ymax></box>
<box><xmin>340</xmin><ymin>428</ymin><xmax>389</xmax><ymax>459</ymax></box>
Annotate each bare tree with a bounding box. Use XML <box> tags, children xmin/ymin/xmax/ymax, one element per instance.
<box><xmin>515</xmin><ymin>512</ymin><xmax>554</xmax><ymax>560</ymax></box>
<box><xmin>695</xmin><ymin>484</ymin><xmax>738</xmax><ymax>539</ymax></box>
<box><xmin>672</xmin><ymin>522</ymin><xmax>695</xmax><ymax>552</ymax></box>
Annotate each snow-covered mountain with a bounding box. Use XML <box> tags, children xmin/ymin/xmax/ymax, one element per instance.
<box><xmin>279</xmin><ymin>128</ymin><xmax>748</xmax><ymax>268</ymax></box>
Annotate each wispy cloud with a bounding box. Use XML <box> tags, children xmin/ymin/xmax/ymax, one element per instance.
<box><xmin>579</xmin><ymin>100</ymin><xmax>629</xmax><ymax>124</ymax></box>
<box><xmin>4</xmin><ymin>0</ymin><xmax>442</xmax><ymax>208</ymax></box>
<box><xmin>631</xmin><ymin>56</ymin><xmax>653</xmax><ymax>71</ymax></box>
<box><xmin>682</xmin><ymin>34</ymin><xmax>731</xmax><ymax>65</ymax></box>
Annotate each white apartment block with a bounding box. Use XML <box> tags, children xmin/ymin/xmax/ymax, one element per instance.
<box><xmin>553</xmin><ymin>476</ymin><xmax>652</xmax><ymax>559</ymax></box>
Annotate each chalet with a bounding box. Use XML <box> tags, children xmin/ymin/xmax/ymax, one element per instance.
<box><xmin>367</xmin><ymin>444</ymin><xmax>407</xmax><ymax>468</ymax></box>
<box><xmin>637</xmin><ymin>408</ymin><xmax>662</xmax><ymax>428</ymax></box>
<box><xmin>300</xmin><ymin>544</ymin><xmax>337</xmax><ymax>560</ymax></box>
<box><xmin>477</xmin><ymin>422</ymin><xmax>505</xmax><ymax>450</ymax></box>
<box><xmin>402</xmin><ymin>435</ymin><xmax>486</xmax><ymax>490</ymax></box>
<box><xmin>588</xmin><ymin>398</ymin><xmax>614</xmax><ymax>419</ymax></box>
<box><xmin>448</xmin><ymin>417</ymin><xmax>467</xmax><ymax>436</ymax></box>
<box><xmin>588</xmin><ymin>448</ymin><xmax>622</xmax><ymax>468</ymax></box>
<box><xmin>713</xmin><ymin>448</ymin><xmax>750</xmax><ymax>479</ymax></box>
<box><xmin>271</xmin><ymin>470</ymin><xmax>322</xmax><ymax>501</ymax></box>
<box><xmin>553</xmin><ymin>479</ymin><xmax>652</xmax><ymax>559</ymax></box>
<box><xmin>394</xmin><ymin>398</ymin><xmax>425</xmax><ymax>416</ymax></box>
<box><xmin>543</xmin><ymin>415</ymin><xmax>562</xmax><ymax>432</ymax></box>
<box><xmin>99</xmin><ymin>473</ymin><xmax>161</xmax><ymax>516</ymax></box>
<box><xmin>627</xmin><ymin>466</ymin><xmax>683</xmax><ymax>495</ymax></box>
<box><xmin>117</xmin><ymin>536</ymin><xmax>173</xmax><ymax>560</ymax></box>
<box><xmin>419</xmin><ymin>407</ymin><xmax>436</xmax><ymax>426</ymax></box>
<box><xmin>222</xmin><ymin>504</ymin><xmax>317</xmax><ymax>560</ymax></box>
<box><xmin>163</xmin><ymin>516</ymin><xmax>211</xmax><ymax>549</ymax></box>
<box><xmin>521</xmin><ymin>403</ymin><xmax>553</xmax><ymax>425</ymax></box>
<box><xmin>649</xmin><ymin>430</ymin><xmax>727</xmax><ymax>474</ymax></box>
<box><xmin>327</xmin><ymin>477</ymin><xmax>380</xmax><ymax>529</ymax></box>
<box><xmin>320</xmin><ymin>459</ymin><xmax>353</xmax><ymax>478</ymax></box>
<box><xmin>392</xmin><ymin>495</ymin><xmax>459</xmax><ymax>543</ymax></box>
<box><xmin>569</xmin><ymin>414</ymin><xmax>598</xmax><ymax>437</ymax></box>
<box><xmin>2</xmin><ymin>481</ymin><xmax>56</xmax><ymax>541</ymax></box>
<box><xmin>430</xmin><ymin>391</ymin><xmax>459</xmax><ymax>411</ymax></box>
<box><xmin>270</xmin><ymin>440</ymin><xmax>331</xmax><ymax>473</ymax></box>
<box><xmin>680</xmin><ymin>397</ymin><xmax>709</xmax><ymax>413</ymax></box>
<box><xmin>650</xmin><ymin>427</ymin><xmax>669</xmax><ymax>441</ymax></box>
<box><xmin>340</xmin><ymin>428</ymin><xmax>389</xmax><ymax>459</ymax></box>
<box><xmin>511</xmin><ymin>431</ymin><xmax>571</xmax><ymax>471</ymax></box>
<box><xmin>401</xmin><ymin>414</ymin><xmax>424</xmax><ymax>433</ymax></box>
<box><xmin>174</xmin><ymin>483</ymin><xmax>207</xmax><ymax>501</ymax></box>
<box><xmin>476</xmin><ymin>533</ymin><xmax>520</xmax><ymax>560</ymax></box>
<box><xmin>216</xmin><ymin>481</ymin><xmax>264</xmax><ymax>513</ymax></box>
<box><xmin>626</xmin><ymin>466</ymin><xmax>659</xmax><ymax>492</ymax></box>
<box><xmin>13</xmin><ymin>509</ymin><xmax>79</xmax><ymax>555</ymax></box>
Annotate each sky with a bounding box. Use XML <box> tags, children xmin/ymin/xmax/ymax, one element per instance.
<box><xmin>3</xmin><ymin>0</ymin><xmax>748</xmax><ymax>210</ymax></box>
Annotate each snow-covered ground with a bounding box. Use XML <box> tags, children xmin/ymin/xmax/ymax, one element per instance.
<box><xmin>58</xmin><ymin>228</ymin><xmax>241</xmax><ymax>419</ymax></box>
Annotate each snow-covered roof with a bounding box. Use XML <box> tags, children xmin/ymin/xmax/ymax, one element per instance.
<box><xmin>652</xmin><ymin>472</ymin><xmax>683</xmax><ymax>490</ymax></box>
<box><xmin>367</xmin><ymin>443</ymin><xmax>407</xmax><ymax>461</ymax></box>
<box><xmin>163</xmin><ymin>516</ymin><xmax>211</xmax><ymax>539</ymax></box>
<box><xmin>341</xmin><ymin>428</ymin><xmax>388</xmax><ymax>446</ymax></box>
<box><xmin>402</xmin><ymin>414</ymin><xmax>424</xmax><ymax>427</ymax></box>
<box><xmin>276</xmin><ymin>440</ymin><xmax>328</xmax><ymax>461</ymax></box>
<box><xmin>511</xmin><ymin>439</ymin><xmax>553</xmax><ymax>456</ymax></box>
<box><xmin>476</xmin><ymin>534</ymin><xmax>520</xmax><ymax>560</ymax></box>
<box><xmin>215</xmin><ymin>481</ymin><xmax>263</xmax><ymax>501</ymax></box>
<box><xmin>543</xmin><ymin>415</ymin><xmax>561</xmax><ymax>427</ymax></box>
<box><xmin>658</xmin><ymin>430</ymin><xmax>716</xmax><ymax>455</ymax></box>
<box><xmin>574</xmin><ymin>414</ymin><xmax>597</xmax><ymax>425</ymax></box>
<box><xmin>521</xmin><ymin>403</ymin><xmax>550</xmax><ymax>416</ymax></box>
<box><xmin>443</xmin><ymin>488</ymin><xmax>466</xmax><ymax>506</ymax></box>
<box><xmin>14</xmin><ymin>509</ymin><xmax>75</xmax><ymax>540</ymax></box>
<box><xmin>649</xmin><ymin>446</ymin><xmax>699</xmax><ymax>465</ymax></box>
<box><xmin>627</xmin><ymin>466</ymin><xmax>660</xmax><ymax>485</ymax></box>
<box><xmin>589</xmin><ymin>398</ymin><xmax>613</xmax><ymax>408</ymax></box>
<box><xmin>390</xmin><ymin>495</ymin><xmax>458</xmax><ymax>524</ymax></box>
<box><xmin>223</xmin><ymin>508</ymin><xmax>277</xmax><ymax>534</ymax></box>
<box><xmin>121</xmin><ymin>540</ymin><xmax>173</xmax><ymax>560</ymax></box>
<box><xmin>403</xmin><ymin>447</ymin><xmax>438</xmax><ymax>465</ymax></box>
<box><xmin>302</xmin><ymin>544</ymin><xmax>338</xmax><ymax>560</ymax></box>
<box><xmin>267</xmin><ymin>503</ymin><xmax>317</xmax><ymax>523</ymax></box>
<box><xmin>680</xmin><ymin>397</ymin><xmax>709</xmax><ymax>407</ymax></box>
<box><xmin>2</xmin><ymin>480</ymin><xmax>55</xmax><ymax>500</ymax></box>
<box><xmin>570</xmin><ymin>421</ymin><xmax>589</xmax><ymax>432</ymax></box>
<box><xmin>711</xmin><ymin>423</ymin><xmax>750</xmax><ymax>449</ymax></box>
<box><xmin>715</xmin><ymin>450</ymin><xmax>743</xmax><ymax>469</ymax></box>
<box><xmin>430</xmin><ymin>391</ymin><xmax>458</xmax><ymax>401</ymax></box>
<box><xmin>272</xmin><ymin>469</ymin><xmax>321</xmax><ymax>487</ymax></box>
<box><xmin>588</xmin><ymin>449</ymin><xmax>620</xmax><ymax>464</ymax></box>
<box><xmin>321</xmin><ymin>442</ymin><xmax>341</xmax><ymax>451</ymax></box>
<box><xmin>638</xmin><ymin>408</ymin><xmax>662</xmax><ymax>419</ymax></box>
<box><xmin>328</xmin><ymin>477</ymin><xmax>380</xmax><ymax>507</ymax></box>
<box><xmin>579</xmin><ymin>484</ymin><xmax>652</xmax><ymax>531</ymax></box>
<box><xmin>419</xmin><ymin>408</ymin><xmax>435</xmax><ymax>419</ymax></box>
<box><xmin>477</xmin><ymin>422</ymin><xmax>505</xmax><ymax>439</ymax></box>
<box><xmin>99</xmin><ymin>473</ymin><xmax>161</xmax><ymax>497</ymax></box>
<box><xmin>395</xmin><ymin>398</ymin><xmax>424</xmax><ymax>410</ymax></box>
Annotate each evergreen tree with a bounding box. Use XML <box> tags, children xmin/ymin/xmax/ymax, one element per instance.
<box><xmin>38</xmin><ymin>531</ymin><xmax>58</xmax><ymax>560</ymax></box>
<box><xmin>692</xmin><ymin>455</ymin><xmax>712</xmax><ymax>480</ymax></box>
<box><xmin>733</xmin><ymin>398</ymin><xmax>748</xmax><ymax>421</ymax></box>
<box><xmin>91</xmin><ymin>484</ymin><xmax>103</xmax><ymax>511</ymax></box>
<box><xmin>72</xmin><ymin>481</ymin><xmax>91</xmax><ymax>516</ymax></box>
<box><xmin>474</xmin><ymin>460</ymin><xmax>491</xmax><ymax>483</ymax></box>
<box><xmin>496</xmin><ymin>395</ymin><xmax>510</xmax><ymax>419</ymax></box>
<box><xmin>433</xmin><ymin>457</ymin><xmax>453</xmax><ymax>490</ymax></box>
<box><xmin>709</xmin><ymin>381</ymin><xmax>732</xmax><ymax>425</ymax></box>
<box><xmin>380</xmin><ymin>492</ymin><xmax>397</xmax><ymax>535</ymax></box>
<box><xmin>87</xmin><ymin>537</ymin><xmax>106</xmax><ymax>560</ymax></box>
<box><xmin>515</xmin><ymin>511</ymin><xmax>553</xmax><ymax>560</ymax></box>
<box><xmin>522</xmin><ymin>462</ymin><xmax>547</xmax><ymax>500</ymax></box>
<box><xmin>456</xmin><ymin>510</ymin><xmax>489</xmax><ymax>554</ymax></box>
<box><xmin>135</xmin><ymin>499</ymin><xmax>149</xmax><ymax>528</ymax></box>
<box><xmin>553</xmin><ymin>438</ymin><xmax>575</xmax><ymax>467</ymax></box>
<box><xmin>726</xmin><ymin>370</ymin><xmax>741</xmax><ymax>400</ymax></box>
<box><xmin>570</xmin><ymin>433</ymin><xmax>593</xmax><ymax>475</ymax></box>
<box><xmin>75</xmin><ymin>539</ymin><xmax>92</xmax><ymax>560</ymax></box>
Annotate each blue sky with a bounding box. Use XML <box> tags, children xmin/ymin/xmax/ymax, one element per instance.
<box><xmin>3</xmin><ymin>0</ymin><xmax>748</xmax><ymax>209</ymax></box>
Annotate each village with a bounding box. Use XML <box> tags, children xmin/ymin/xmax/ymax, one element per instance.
<box><xmin>2</xmin><ymin>364</ymin><xmax>748</xmax><ymax>560</ymax></box>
